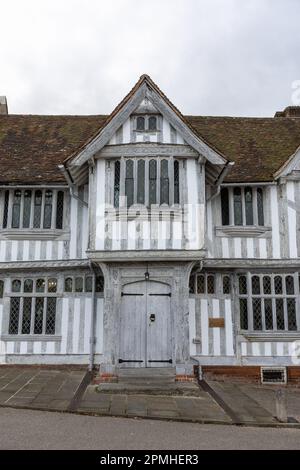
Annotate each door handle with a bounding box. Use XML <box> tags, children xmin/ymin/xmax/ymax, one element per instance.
<box><xmin>149</xmin><ymin>313</ymin><xmax>155</xmax><ymax>322</ymax></box>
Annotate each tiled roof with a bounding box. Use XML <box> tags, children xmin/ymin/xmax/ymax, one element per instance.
<box><xmin>187</xmin><ymin>115</ymin><xmax>300</xmax><ymax>182</ymax></box>
<box><xmin>0</xmin><ymin>114</ymin><xmax>107</xmax><ymax>184</ymax></box>
<box><xmin>1</xmin><ymin>111</ymin><xmax>300</xmax><ymax>184</ymax></box>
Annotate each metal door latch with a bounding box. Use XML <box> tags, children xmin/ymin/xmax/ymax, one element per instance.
<box><xmin>149</xmin><ymin>313</ymin><xmax>155</xmax><ymax>322</ymax></box>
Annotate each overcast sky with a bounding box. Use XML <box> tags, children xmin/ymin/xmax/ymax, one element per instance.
<box><xmin>0</xmin><ymin>0</ymin><xmax>299</xmax><ymax>117</ymax></box>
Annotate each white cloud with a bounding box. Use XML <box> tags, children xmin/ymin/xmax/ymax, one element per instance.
<box><xmin>0</xmin><ymin>0</ymin><xmax>299</xmax><ymax>116</ymax></box>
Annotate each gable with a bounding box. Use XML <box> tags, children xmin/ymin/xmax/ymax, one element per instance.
<box><xmin>107</xmin><ymin>102</ymin><xmax>186</xmax><ymax>146</ymax></box>
<box><xmin>66</xmin><ymin>75</ymin><xmax>227</xmax><ymax>169</ymax></box>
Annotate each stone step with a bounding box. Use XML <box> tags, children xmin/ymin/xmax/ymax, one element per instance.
<box><xmin>118</xmin><ymin>367</ymin><xmax>176</xmax><ymax>379</ymax></box>
<box><xmin>97</xmin><ymin>382</ymin><xmax>200</xmax><ymax>396</ymax></box>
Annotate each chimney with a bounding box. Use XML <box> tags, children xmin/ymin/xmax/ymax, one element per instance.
<box><xmin>274</xmin><ymin>106</ymin><xmax>300</xmax><ymax>118</ymax></box>
<box><xmin>0</xmin><ymin>96</ymin><xmax>8</xmax><ymax>115</ymax></box>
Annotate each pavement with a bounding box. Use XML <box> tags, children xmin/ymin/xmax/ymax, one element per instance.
<box><xmin>0</xmin><ymin>366</ymin><xmax>300</xmax><ymax>428</ymax></box>
<box><xmin>1</xmin><ymin>407</ymin><xmax>300</xmax><ymax>450</ymax></box>
<box><xmin>0</xmin><ymin>366</ymin><xmax>86</xmax><ymax>411</ymax></box>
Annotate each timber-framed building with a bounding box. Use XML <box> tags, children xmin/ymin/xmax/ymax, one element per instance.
<box><xmin>0</xmin><ymin>76</ymin><xmax>300</xmax><ymax>383</ymax></box>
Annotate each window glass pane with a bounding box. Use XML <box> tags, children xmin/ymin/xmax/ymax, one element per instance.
<box><xmin>3</xmin><ymin>190</ymin><xmax>9</xmax><ymax>228</ymax></box>
<box><xmin>43</xmin><ymin>190</ymin><xmax>53</xmax><ymax>229</ymax></box>
<box><xmin>22</xmin><ymin>298</ymin><xmax>32</xmax><ymax>334</ymax></box>
<box><xmin>197</xmin><ymin>275</ymin><xmax>205</xmax><ymax>294</ymax></box>
<box><xmin>34</xmin><ymin>298</ymin><xmax>44</xmax><ymax>334</ymax></box>
<box><xmin>207</xmin><ymin>275</ymin><xmax>215</xmax><ymax>294</ymax></box>
<box><xmin>252</xmin><ymin>298</ymin><xmax>262</xmax><ymax>330</ymax></box>
<box><xmin>240</xmin><ymin>299</ymin><xmax>248</xmax><ymax>330</ymax></box>
<box><xmin>56</xmin><ymin>191</ymin><xmax>64</xmax><ymax>229</ymax></box>
<box><xmin>45</xmin><ymin>298</ymin><xmax>56</xmax><ymax>334</ymax></box>
<box><xmin>263</xmin><ymin>276</ymin><xmax>271</xmax><ymax>294</ymax></box>
<box><xmin>223</xmin><ymin>276</ymin><xmax>231</xmax><ymax>294</ymax></box>
<box><xmin>252</xmin><ymin>276</ymin><xmax>260</xmax><ymax>295</ymax></box>
<box><xmin>149</xmin><ymin>160</ymin><xmax>157</xmax><ymax>206</ymax></box>
<box><xmin>12</xmin><ymin>279</ymin><xmax>21</xmax><ymax>293</ymax></box>
<box><xmin>12</xmin><ymin>190</ymin><xmax>21</xmax><ymax>228</ymax></box>
<box><xmin>245</xmin><ymin>187</ymin><xmax>253</xmax><ymax>225</ymax></box>
<box><xmin>137</xmin><ymin>160</ymin><xmax>145</xmax><ymax>204</ymax></box>
<box><xmin>23</xmin><ymin>190</ymin><xmax>32</xmax><ymax>228</ymax></box>
<box><xmin>257</xmin><ymin>188</ymin><xmax>264</xmax><ymax>226</ymax></box>
<box><xmin>125</xmin><ymin>160</ymin><xmax>134</xmax><ymax>207</ymax></box>
<box><xmin>264</xmin><ymin>299</ymin><xmax>273</xmax><ymax>330</ymax></box>
<box><xmin>48</xmin><ymin>278</ymin><xmax>57</xmax><ymax>293</ymax></box>
<box><xmin>0</xmin><ymin>280</ymin><xmax>3</xmax><ymax>298</ymax></box>
<box><xmin>276</xmin><ymin>299</ymin><xmax>285</xmax><ymax>330</ymax></box>
<box><xmin>65</xmin><ymin>277</ymin><xmax>73</xmax><ymax>292</ymax></box>
<box><xmin>75</xmin><ymin>277</ymin><xmax>83</xmax><ymax>292</ymax></box>
<box><xmin>9</xmin><ymin>297</ymin><xmax>20</xmax><ymax>334</ymax></box>
<box><xmin>96</xmin><ymin>276</ymin><xmax>104</xmax><ymax>293</ymax></box>
<box><xmin>287</xmin><ymin>299</ymin><xmax>297</xmax><ymax>331</ymax></box>
<box><xmin>85</xmin><ymin>276</ymin><xmax>93</xmax><ymax>292</ymax></box>
<box><xmin>189</xmin><ymin>275</ymin><xmax>195</xmax><ymax>294</ymax></box>
<box><xmin>136</xmin><ymin>116</ymin><xmax>145</xmax><ymax>130</ymax></box>
<box><xmin>160</xmin><ymin>160</ymin><xmax>169</xmax><ymax>205</ymax></box>
<box><xmin>148</xmin><ymin>116</ymin><xmax>157</xmax><ymax>130</ymax></box>
<box><xmin>233</xmin><ymin>187</ymin><xmax>242</xmax><ymax>225</ymax></box>
<box><xmin>114</xmin><ymin>161</ymin><xmax>120</xmax><ymax>208</ymax></box>
<box><xmin>33</xmin><ymin>190</ymin><xmax>42</xmax><ymax>228</ymax></box>
<box><xmin>174</xmin><ymin>160</ymin><xmax>180</xmax><ymax>204</ymax></box>
<box><xmin>36</xmin><ymin>278</ymin><xmax>45</xmax><ymax>293</ymax></box>
<box><xmin>274</xmin><ymin>276</ymin><xmax>283</xmax><ymax>294</ymax></box>
<box><xmin>221</xmin><ymin>188</ymin><xmax>229</xmax><ymax>225</ymax></box>
<box><xmin>286</xmin><ymin>276</ymin><xmax>294</xmax><ymax>295</ymax></box>
<box><xmin>238</xmin><ymin>275</ymin><xmax>247</xmax><ymax>294</ymax></box>
<box><xmin>24</xmin><ymin>279</ymin><xmax>33</xmax><ymax>293</ymax></box>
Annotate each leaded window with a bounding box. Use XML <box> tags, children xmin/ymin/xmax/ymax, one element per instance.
<box><xmin>160</xmin><ymin>159</ymin><xmax>169</xmax><ymax>205</ymax></box>
<box><xmin>8</xmin><ymin>277</ymin><xmax>57</xmax><ymax>336</ymax></box>
<box><xmin>2</xmin><ymin>189</ymin><xmax>65</xmax><ymax>230</ymax></box>
<box><xmin>114</xmin><ymin>161</ymin><xmax>120</xmax><ymax>208</ymax></box>
<box><xmin>64</xmin><ymin>275</ymin><xmax>104</xmax><ymax>294</ymax></box>
<box><xmin>195</xmin><ymin>273</ymin><xmax>215</xmax><ymax>295</ymax></box>
<box><xmin>223</xmin><ymin>275</ymin><xmax>231</xmax><ymax>294</ymax></box>
<box><xmin>221</xmin><ymin>187</ymin><xmax>265</xmax><ymax>226</ymax></box>
<box><xmin>238</xmin><ymin>273</ymin><xmax>299</xmax><ymax>332</ymax></box>
<box><xmin>113</xmin><ymin>158</ymin><xmax>180</xmax><ymax>208</ymax></box>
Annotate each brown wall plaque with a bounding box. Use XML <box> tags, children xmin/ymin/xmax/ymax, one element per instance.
<box><xmin>209</xmin><ymin>318</ymin><xmax>225</xmax><ymax>328</ymax></box>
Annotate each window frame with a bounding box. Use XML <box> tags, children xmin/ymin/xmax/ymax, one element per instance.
<box><xmin>113</xmin><ymin>157</ymin><xmax>181</xmax><ymax>209</ymax></box>
<box><xmin>221</xmin><ymin>186</ymin><xmax>265</xmax><ymax>227</ymax></box>
<box><xmin>8</xmin><ymin>276</ymin><xmax>58</xmax><ymax>336</ymax></box>
<box><xmin>238</xmin><ymin>272</ymin><xmax>300</xmax><ymax>333</ymax></box>
<box><xmin>1</xmin><ymin>188</ymin><xmax>66</xmax><ymax>230</ymax></box>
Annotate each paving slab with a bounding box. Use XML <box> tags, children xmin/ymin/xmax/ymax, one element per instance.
<box><xmin>205</xmin><ymin>380</ymin><xmax>278</xmax><ymax>424</ymax></box>
<box><xmin>0</xmin><ymin>366</ymin><xmax>85</xmax><ymax>411</ymax></box>
<box><xmin>78</xmin><ymin>385</ymin><xmax>231</xmax><ymax>423</ymax></box>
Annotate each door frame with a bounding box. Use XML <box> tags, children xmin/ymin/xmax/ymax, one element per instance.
<box><xmin>119</xmin><ymin>279</ymin><xmax>173</xmax><ymax>368</ymax></box>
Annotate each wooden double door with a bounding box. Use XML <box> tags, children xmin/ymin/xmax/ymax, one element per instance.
<box><xmin>119</xmin><ymin>281</ymin><xmax>172</xmax><ymax>368</ymax></box>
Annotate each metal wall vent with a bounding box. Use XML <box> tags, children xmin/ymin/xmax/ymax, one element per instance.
<box><xmin>261</xmin><ymin>367</ymin><xmax>287</xmax><ymax>385</ymax></box>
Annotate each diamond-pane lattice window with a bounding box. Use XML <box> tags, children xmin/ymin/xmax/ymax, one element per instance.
<box><xmin>253</xmin><ymin>298</ymin><xmax>262</xmax><ymax>330</ymax></box>
<box><xmin>223</xmin><ymin>276</ymin><xmax>231</xmax><ymax>294</ymax></box>
<box><xmin>286</xmin><ymin>276</ymin><xmax>294</xmax><ymax>295</ymax></box>
<box><xmin>197</xmin><ymin>275</ymin><xmax>205</xmax><ymax>294</ymax></box>
<box><xmin>264</xmin><ymin>299</ymin><xmax>273</xmax><ymax>330</ymax></box>
<box><xmin>287</xmin><ymin>299</ymin><xmax>297</xmax><ymax>331</ymax></box>
<box><xmin>238</xmin><ymin>273</ymin><xmax>299</xmax><ymax>333</ymax></box>
<box><xmin>45</xmin><ymin>298</ymin><xmax>56</xmax><ymax>335</ymax></box>
<box><xmin>22</xmin><ymin>298</ymin><xmax>32</xmax><ymax>334</ymax></box>
<box><xmin>240</xmin><ymin>298</ymin><xmax>248</xmax><ymax>330</ymax></box>
<box><xmin>9</xmin><ymin>297</ymin><xmax>20</xmax><ymax>334</ymax></box>
<box><xmin>34</xmin><ymin>298</ymin><xmax>44</xmax><ymax>334</ymax></box>
<box><xmin>238</xmin><ymin>276</ymin><xmax>247</xmax><ymax>295</ymax></box>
